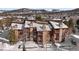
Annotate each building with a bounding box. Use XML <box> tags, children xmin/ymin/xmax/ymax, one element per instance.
<box><xmin>11</xmin><ymin>23</ymin><xmax>24</xmax><ymax>41</ymax></box>
<box><xmin>26</xmin><ymin>16</ymin><xmax>35</xmax><ymax>21</ymax></box>
<box><xmin>49</xmin><ymin>21</ymin><xmax>68</xmax><ymax>43</ymax></box>
<box><xmin>10</xmin><ymin>18</ymin><xmax>69</xmax><ymax>45</ymax></box>
<box><xmin>33</xmin><ymin>23</ymin><xmax>51</xmax><ymax>46</ymax></box>
<box><xmin>24</xmin><ymin>21</ymin><xmax>35</xmax><ymax>41</ymax></box>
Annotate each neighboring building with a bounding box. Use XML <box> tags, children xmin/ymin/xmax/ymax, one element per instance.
<box><xmin>24</xmin><ymin>21</ymin><xmax>35</xmax><ymax>41</ymax></box>
<box><xmin>10</xmin><ymin>19</ymin><xmax>35</xmax><ymax>42</ymax></box>
<box><xmin>26</xmin><ymin>16</ymin><xmax>35</xmax><ymax>21</ymax></box>
<box><xmin>33</xmin><ymin>23</ymin><xmax>51</xmax><ymax>46</ymax></box>
<box><xmin>11</xmin><ymin>23</ymin><xmax>24</xmax><ymax>41</ymax></box>
<box><xmin>49</xmin><ymin>21</ymin><xmax>68</xmax><ymax>43</ymax></box>
<box><xmin>12</xmin><ymin>18</ymin><xmax>25</xmax><ymax>24</ymax></box>
<box><xmin>24</xmin><ymin>21</ymin><xmax>51</xmax><ymax>46</ymax></box>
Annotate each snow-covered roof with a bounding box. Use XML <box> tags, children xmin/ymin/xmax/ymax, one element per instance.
<box><xmin>52</xmin><ymin>19</ymin><xmax>62</xmax><ymax>21</ymax></box>
<box><xmin>16</xmin><ymin>16</ymin><xmax>25</xmax><ymax>18</ymax></box>
<box><xmin>33</xmin><ymin>23</ymin><xmax>51</xmax><ymax>31</ymax></box>
<box><xmin>24</xmin><ymin>21</ymin><xmax>35</xmax><ymax>28</ymax></box>
<box><xmin>0</xmin><ymin>17</ymin><xmax>6</xmax><ymax>20</ymax></box>
<box><xmin>0</xmin><ymin>16</ymin><xmax>7</xmax><ymax>20</ymax></box>
<box><xmin>49</xmin><ymin>21</ymin><xmax>68</xmax><ymax>29</ymax></box>
<box><xmin>0</xmin><ymin>18</ymin><xmax>3</xmax><ymax>20</ymax></box>
<box><xmin>33</xmin><ymin>23</ymin><xmax>43</xmax><ymax>31</ymax></box>
<box><xmin>25</xmin><ymin>21</ymin><xmax>51</xmax><ymax>31</ymax></box>
<box><xmin>27</xmin><ymin>16</ymin><xmax>35</xmax><ymax>20</ymax></box>
<box><xmin>11</xmin><ymin>23</ymin><xmax>23</xmax><ymax>30</ymax></box>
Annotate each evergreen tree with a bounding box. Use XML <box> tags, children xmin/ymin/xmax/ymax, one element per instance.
<box><xmin>63</xmin><ymin>18</ymin><xmax>74</xmax><ymax>28</ymax></box>
<box><xmin>76</xmin><ymin>19</ymin><xmax>79</xmax><ymax>29</ymax></box>
<box><xmin>63</xmin><ymin>18</ymin><xmax>75</xmax><ymax>33</ymax></box>
<box><xmin>68</xmin><ymin>18</ymin><xmax>74</xmax><ymax>28</ymax></box>
<box><xmin>5</xmin><ymin>18</ymin><xmax>12</xmax><ymax>27</ymax></box>
<box><xmin>76</xmin><ymin>19</ymin><xmax>79</xmax><ymax>25</ymax></box>
<box><xmin>0</xmin><ymin>20</ymin><xmax>3</xmax><ymax>29</ymax></box>
<box><xmin>8</xmin><ymin>29</ymin><xmax>17</xmax><ymax>44</ymax></box>
<box><xmin>35</xmin><ymin>15</ymin><xmax>42</xmax><ymax>21</ymax></box>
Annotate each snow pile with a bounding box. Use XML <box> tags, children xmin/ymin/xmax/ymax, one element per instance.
<box><xmin>0</xmin><ymin>37</ymin><xmax>9</xmax><ymax>42</ymax></box>
<box><xmin>0</xmin><ymin>42</ymin><xmax>3</xmax><ymax>49</ymax></box>
<box><xmin>71</xmin><ymin>34</ymin><xmax>79</xmax><ymax>39</ymax></box>
<box><xmin>25</xmin><ymin>41</ymin><xmax>39</xmax><ymax>48</ymax></box>
<box><xmin>3</xmin><ymin>43</ymin><xmax>18</xmax><ymax>51</ymax></box>
<box><xmin>3</xmin><ymin>43</ymin><xmax>11</xmax><ymax>50</ymax></box>
<box><xmin>3</xmin><ymin>41</ymin><xmax>23</xmax><ymax>51</ymax></box>
<box><xmin>55</xmin><ymin>43</ymin><xmax>61</xmax><ymax>48</ymax></box>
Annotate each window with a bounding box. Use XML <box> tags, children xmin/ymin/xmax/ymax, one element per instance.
<box><xmin>19</xmin><ymin>30</ymin><xmax>23</xmax><ymax>35</ymax></box>
<box><xmin>55</xmin><ymin>33</ymin><xmax>59</xmax><ymax>40</ymax></box>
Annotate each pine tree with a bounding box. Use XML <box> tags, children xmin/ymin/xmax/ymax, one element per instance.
<box><xmin>35</xmin><ymin>15</ymin><xmax>42</xmax><ymax>21</ymax></box>
<box><xmin>63</xmin><ymin>18</ymin><xmax>74</xmax><ymax>28</ymax></box>
<box><xmin>8</xmin><ymin>29</ymin><xmax>17</xmax><ymax>44</ymax></box>
<box><xmin>76</xmin><ymin>19</ymin><xmax>79</xmax><ymax>29</ymax></box>
<box><xmin>63</xmin><ymin>18</ymin><xmax>75</xmax><ymax>33</ymax></box>
<box><xmin>68</xmin><ymin>18</ymin><xmax>74</xmax><ymax>28</ymax></box>
<box><xmin>76</xmin><ymin>19</ymin><xmax>79</xmax><ymax>25</ymax></box>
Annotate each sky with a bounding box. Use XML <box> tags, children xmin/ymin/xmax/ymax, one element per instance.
<box><xmin>0</xmin><ymin>8</ymin><xmax>76</xmax><ymax>11</ymax></box>
<box><xmin>0</xmin><ymin>0</ymin><xmax>77</xmax><ymax>11</ymax></box>
<box><xmin>0</xmin><ymin>8</ymin><xmax>18</xmax><ymax>10</ymax></box>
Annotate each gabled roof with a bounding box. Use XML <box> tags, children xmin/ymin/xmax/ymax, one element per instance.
<box><xmin>20</xmin><ymin>20</ymin><xmax>51</xmax><ymax>31</ymax></box>
<box><xmin>33</xmin><ymin>23</ymin><xmax>51</xmax><ymax>31</ymax></box>
<box><xmin>49</xmin><ymin>21</ymin><xmax>68</xmax><ymax>29</ymax></box>
<box><xmin>24</xmin><ymin>21</ymin><xmax>35</xmax><ymax>28</ymax></box>
<box><xmin>26</xmin><ymin>16</ymin><xmax>35</xmax><ymax>21</ymax></box>
<box><xmin>52</xmin><ymin>19</ymin><xmax>62</xmax><ymax>21</ymax></box>
<box><xmin>11</xmin><ymin>23</ymin><xmax>23</xmax><ymax>30</ymax></box>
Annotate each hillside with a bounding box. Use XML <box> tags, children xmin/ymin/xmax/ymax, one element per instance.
<box><xmin>1</xmin><ymin>8</ymin><xmax>79</xmax><ymax>16</ymax></box>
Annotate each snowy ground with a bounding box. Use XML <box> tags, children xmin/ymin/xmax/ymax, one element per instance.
<box><xmin>71</xmin><ymin>34</ymin><xmax>79</xmax><ymax>39</ymax></box>
<box><xmin>0</xmin><ymin>40</ymin><xmax>69</xmax><ymax>51</ymax></box>
<box><xmin>0</xmin><ymin>41</ymin><xmax>22</xmax><ymax>51</ymax></box>
<box><xmin>0</xmin><ymin>29</ymin><xmax>79</xmax><ymax>51</ymax></box>
<box><xmin>18</xmin><ymin>41</ymin><xmax>55</xmax><ymax>51</ymax></box>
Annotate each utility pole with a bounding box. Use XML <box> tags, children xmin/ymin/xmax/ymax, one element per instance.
<box><xmin>22</xmin><ymin>39</ymin><xmax>26</xmax><ymax>51</ymax></box>
<box><xmin>22</xmin><ymin>20</ymin><xmax>26</xmax><ymax>51</ymax></box>
<box><xmin>22</xmin><ymin>28</ymin><xmax>26</xmax><ymax>51</ymax></box>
